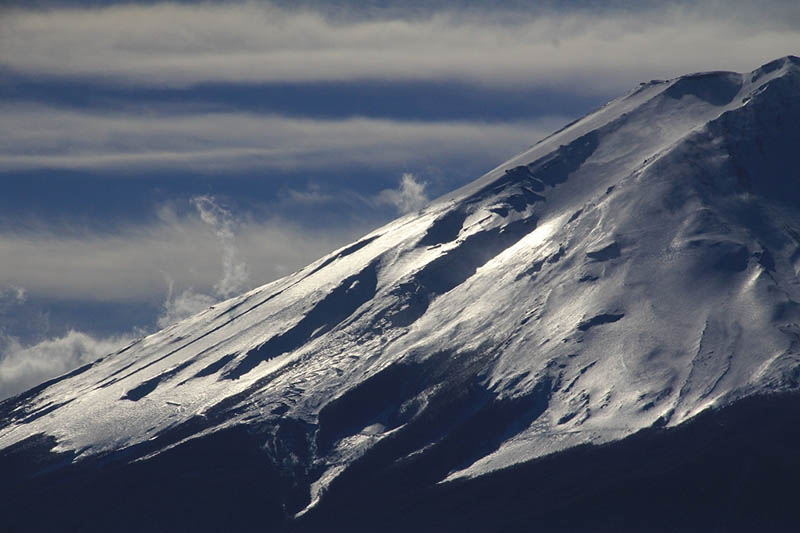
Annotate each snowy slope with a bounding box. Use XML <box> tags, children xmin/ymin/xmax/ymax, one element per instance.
<box><xmin>2</xmin><ymin>56</ymin><xmax>800</xmax><ymax>517</ymax></box>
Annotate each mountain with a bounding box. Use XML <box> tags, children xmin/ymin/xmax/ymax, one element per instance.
<box><xmin>2</xmin><ymin>56</ymin><xmax>800</xmax><ymax>531</ymax></box>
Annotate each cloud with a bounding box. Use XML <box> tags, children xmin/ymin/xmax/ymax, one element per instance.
<box><xmin>0</xmin><ymin>104</ymin><xmax>564</xmax><ymax>172</ymax></box>
<box><xmin>0</xmin><ymin>285</ymin><xmax>29</xmax><ymax>338</ymax></box>
<box><xmin>0</xmin><ymin>330</ymin><xmax>130</xmax><ymax>400</ymax></box>
<box><xmin>0</xmin><ymin>209</ymin><xmax>365</xmax><ymax>304</ymax></box>
<box><xmin>155</xmin><ymin>195</ymin><xmax>250</xmax><ymax>327</ymax></box>
<box><xmin>0</xmin><ymin>286</ymin><xmax>26</xmax><ymax>307</ymax></box>
<box><xmin>191</xmin><ymin>195</ymin><xmax>249</xmax><ymax>298</ymax></box>
<box><xmin>157</xmin><ymin>285</ymin><xmax>216</xmax><ymax>329</ymax></box>
<box><xmin>376</xmin><ymin>173</ymin><xmax>429</xmax><ymax>214</ymax></box>
<box><xmin>284</xmin><ymin>185</ymin><xmax>337</xmax><ymax>206</ymax></box>
<box><xmin>0</xmin><ymin>3</ymin><xmax>798</xmax><ymax>91</ymax></box>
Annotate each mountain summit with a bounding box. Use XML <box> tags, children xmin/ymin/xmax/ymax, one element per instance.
<box><xmin>3</xmin><ymin>56</ymin><xmax>800</xmax><ymax>531</ymax></box>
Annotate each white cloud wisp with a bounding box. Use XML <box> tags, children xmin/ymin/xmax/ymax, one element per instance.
<box><xmin>0</xmin><ymin>104</ymin><xmax>564</xmax><ymax>172</ymax></box>
<box><xmin>0</xmin><ymin>211</ymin><xmax>363</xmax><ymax>305</ymax></box>
<box><xmin>191</xmin><ymin>195</ymin><xmax>249</xmax><ymax>298</ymax></box>
<box><xmin>376</xmin><ymin>173</ymin><xmax>429</xmax><ymax>214</ymax></box>
<box><xmin>0</xmin><ymin>330</ymin><xmax>132</xmax><ymax>400</ymax></box>
<box><xmin>1</xmin><ymin>3</ymin><xmax>798</xmax><ymax>91</ymax></box>
<box><xmin>157</xmin><ymin>195</ymin><xmax>250</xmax><ymax>328</ymax></box>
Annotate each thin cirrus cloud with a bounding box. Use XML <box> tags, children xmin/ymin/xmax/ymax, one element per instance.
<box><xmin>0</xmin><ymin>211</ymin><xmax>365</xmax><ymax>304</ymax></box>
<box><xmin>0</xmin><ymin>104</ymin><xmax>566</xmax><ymax>172</ymax></box>
<box><xmin>1</xmin><ymin>2</ymin><xmax>798</xmax><ymax>92</ymax></box>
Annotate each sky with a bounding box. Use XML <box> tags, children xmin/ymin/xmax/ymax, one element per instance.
<box><xmin>1</xmin><ymin>0</ymin><xmax>798</xmax><ymax>400</ymax></box>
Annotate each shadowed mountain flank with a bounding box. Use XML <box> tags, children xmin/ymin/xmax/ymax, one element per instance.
<box><xmin>663</xmin><ymin>71</ymin><xmax>742</xmax><ymax>105</ymax></box>
<box><xmin>378</xmin><ymin>217</ymin><xmax>536</xmax><ymax>329</ymax></box>
<box><xmin>577</xmin><ymin>312</ymin><xmax>625</xmax><ymax>331</ymax></box>
<box><xmin>418</xmin><ymin>209</ymin><xmax>469</xmax><ymax>247</ymax></box>
<box><xmin>223</xmin><ymin>261</ymin><xmax>380</xmax><ymax>379</ymax></box>
<box><xmin>294</xmin><ymin>393</ymin><xmax>800</xmax><ymax>533</ymax></box>
<box><xmin>3</xmin><ymin>394</ymin><xmax>800</xmax><ymax>532</ymax></box>
<box><xmin>499</xmin><ymin>130</ymin><xmax>599</xmax><ymax>192</ymax></box>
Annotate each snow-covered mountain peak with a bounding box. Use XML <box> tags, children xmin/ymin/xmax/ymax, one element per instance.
<box><xmin>2</xmin><ymin>57</ymin><xmax>800</xmax><ymax>517</ymax></box>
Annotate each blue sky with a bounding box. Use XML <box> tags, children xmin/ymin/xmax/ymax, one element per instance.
<box><xmin>1</xmin><ymin>0</ymin><xmax>798</xmax><ymax>398</ymax></box>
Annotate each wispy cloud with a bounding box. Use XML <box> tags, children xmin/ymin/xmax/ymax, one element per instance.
<box><xmin>1</xmin><ymin>3</ymin><xmax>797</xmax><ymax>91</ymax></box>
<box><xmin>157</xmin><ymin>287</ymin><xmax>216</xmax><ymax>330</ymax></box>
<box><xmin>0</xmin><ymin>286</ymin><xmax>26</xmax><ymax>307</ymax></box>
<box><xmin>191</xmin><ymin>196</ymin><xmax>249</xmax><ymax>298</ymax></box>
<box><xmin>157</xmin><ymin>195</ymin><xmax>250</xmax><ymax>327</ymax></box>
<box><xmin>376</xmin><ymin>173</ymin><xmax>429</xmax><ymax>214</ymax></box>
<box><xmin>0</xmin><ymin>330</ymin><xmax>131</xmax><ymax>400</ymax></box>
<box><xmin>0</xmin><ymin>104</ymin><xmax>564</xmax><ymax>172</ymax></box>
<box><xmin>0</xmin><ymin>209</ymin><xmax>364</xmax><ymax>304</ymax></box>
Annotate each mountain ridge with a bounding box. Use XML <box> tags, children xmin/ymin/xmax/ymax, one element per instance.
<box><xmin>2</xmin><ymin>55</ymin><xmax>800</xmax><ymax>528</ymax></box>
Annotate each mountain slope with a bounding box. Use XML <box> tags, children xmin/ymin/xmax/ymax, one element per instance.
<box><xmin>2</xmin><ymin>56</ymin><xmax>800</xmax><ymax>528</ymax></box>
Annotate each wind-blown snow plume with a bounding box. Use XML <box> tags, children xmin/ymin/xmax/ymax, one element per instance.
<box><xmin>158</xmin><ymin>196</ymin><xmax>250</xmax><ymax>327</ymax></box>
<box><xmin>192</xmin><ymin>195</ymin><xmax>250</xmax><ymax>298</ymax></box>
<box><xmin>156</xmin><ymin>281</ymin><xmax>217</xmax><ymax>329</ymax></box>
<box><xmin>377</xmin><ymin>173</ymin><xmax>429</xmax><ymax>214</ymax></box>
